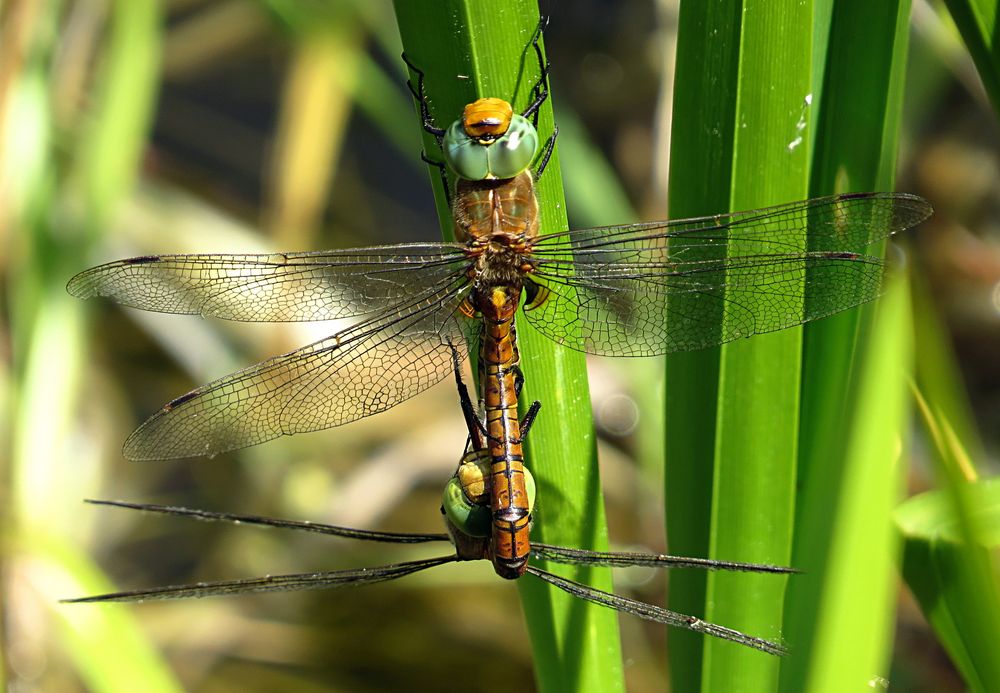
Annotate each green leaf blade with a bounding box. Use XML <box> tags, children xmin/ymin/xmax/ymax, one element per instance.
<box><xmin>895</xmin><ymin>479</ymin><xmax>1000</xmax><ymax>692</ymax></box>
<box><xmin>783</xmin><ymin>2</ymin><xmax>915</xmax><ymax>690</ymax></box>
<box><xmin>392</xmin><ymin>4</ymin><xmax>623</xmax><ymax>692</ymax></box>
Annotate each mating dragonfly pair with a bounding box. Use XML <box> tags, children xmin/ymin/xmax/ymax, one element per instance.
<box><xmin>65</xmin><ymin>21</ymin><xmax>932</xmax><ymax>655</ymax></box>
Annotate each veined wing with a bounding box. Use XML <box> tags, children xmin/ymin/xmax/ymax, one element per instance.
<box><xmin>531</xmin><ymin>544</ymin><xmax>796</xmax><ymax>573</ymax></box>
<box><xmin>84</xmin><ymin>499</ymin><xmax>452</xmax><ymax>543</ymax></box>
<box><xmin>67</xmin><ymin>243</ymin><xmax>469</xmax><ymax>322</ymax></box>
<box><xmin>62</xmin><ymin>556</ymin><xmax>456</xmax><ymax>603</ymax></box>
<box><xmin>524</xmin><ymin>193</ymin><xmax>932</xmax><ymax>355</ymax></box>
<box><xmin>122</xmin><ymin>279</ymin><xmax>477</xmax><ymax>460</ymax></box>
<box><xmin>526</xmin><ymin>566</ymin><xmax>787</xmax><ymax>656</ymax></box>
<box><xmin>530</xmin><ymin>193</ymin><xmax>930</xmax><ymax>255</ymax></box>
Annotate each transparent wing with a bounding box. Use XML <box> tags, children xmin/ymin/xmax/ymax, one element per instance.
<box><xmin>526</xmin><ymin>566</ymin><xmax>787</xmax><ymax>656</ymax></box>
<box><xmin>530</xmin><ymin>192</ymin><xmax>929</xmax><ymax>254</ymax></box>
<box><xmin>62</xmin><ymin>556</ymin><xmax>456</xmax><ymax>603</ymax></box>
<box><xmin>123</xmin><ymin>281</ymin><xmax>477</xmax><ymax>460</ymax></box>
<box><xmin>530</xmin><ymin>544</ymin><xmax>796</xmax><ymax>573</ymax></box>
<box><xmin>84</xmin><ymin>499</ymin><xmax>452</xmax><ymax>544</ymax></box>
<box><xmin>524</xmin><ymin>193</ymin><xmax>931</xmax><ymax>355</ymax></box>
<box><xmin>67</xmin><ymin>243</ymin><xmax>469</xmax><ymax>322</ymax></box>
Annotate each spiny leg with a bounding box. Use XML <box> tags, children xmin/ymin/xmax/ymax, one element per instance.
<box><xmin>510</xmin><ymin>364</ymin><xmax>540</xmax><ymax>441</ymax></box>
<box><xmin>448</xmin><ymin>341</ymin><xmax>486</xmax><ymax>451</ymax></box>
<box><xmin>534</xmin><ymin>125</ymin><xmax>558</xmax><ymax>181</ymax></box>
<box><xmin>521</xmin><ymin>16</ymin><xmax>552</xmax><ymax>125</ymax></box>
<box><xmin>403</xmin><ymin>52</ymin><xmax>453</xmax><ymax>205</ymax></box>
<box><xmin>401</xmin><ymin>52</ymin><xmax>446</xmax><ymax>140</ymax></box>
<box><xmin>517</xmin><ymin>16</ymin><xmax>557</xmax><ymax>181</ymax></box>
<box><xmin>520</xmin><ymin>400</ymin><xmax>541</xmax><ymax>439</ymax></box>
<box><xmin>421</xmin><ymin>151</ymin><xmax>453</xmax><ymax>208</ymax></box>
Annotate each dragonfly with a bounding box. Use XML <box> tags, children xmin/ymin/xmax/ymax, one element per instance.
<box><xmin>64</xmin><ymin>351</ymin><xmax>797</xmax><ymax>656</ymax></box>
<box><xmin>66</xmin><ymin>26</ymin><xmax>933</xmax><ymax>578</ymax></box>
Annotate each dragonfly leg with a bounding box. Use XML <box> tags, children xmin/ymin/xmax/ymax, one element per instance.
<box><xmin>521</xmin><ymin>15</ymin><xmax>551</xmax><ymax>126</ymax></box>
<box><xmin>519</xmin><ymin>15</ymin><xmax>557</xmax><ymax>181</ymax></box>
<box><xmin>508</xmin><ymin>363</ymin><xmax>539</xmax><ymax>439</ymax></box>
<box><xmin>448</xmin><ymin>340</ymin><xmax>486</xmax><ymax>449</ymax></box>
<box><xmin>511</xmin><ymin>363</ymin><xmax>526</xmax><ymax>398</ymax></box>
<box><xmin>421</xmin><ymin>152</ymin><xmax>453</xmax><ymax>207</ymax></box>
<box><xmin>520</xmin><ymin>400</ymin><xmax>541</xmax><ymax>438</ymax></box>
<box><xmin>401</xmin><ymin>52</ymin><xmax>446</xmax><ymax>139</ymax></box>
<box><xmin>534</xmin><ymin>125</ymin><xmax>558</xmax><ymax>181</ymax></box>
<box><xmin>403</xmin><ymin>52</ymin><xmax>454</xmax><ymax>205</ymax></box>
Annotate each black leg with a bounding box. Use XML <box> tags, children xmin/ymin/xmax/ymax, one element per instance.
<box><xmin>516</xmin><ymin>16</ymin><xmax>557</xmax><ymax>180</ymax></box>
<box><xmin>508</xmin><ymin>363</ymin><xmax>541</xmax><ymax>437</ymax></box>
<box><xmin>421</xmin><ymin>152</ymin><xmax>453</xmax><ymax>207</ymax></box>
<box><xmin>512</xmin><ymin>364</ymin><xmax>525</xmax><ymax>398</ymax></box>
<box><xmin>520</xmin><ymin>400</ymin><xmax>541</xmax><ymax>438</ymax></box>
<box><xmin>448</xmin><ymin>341</ymin><xmax>486</xmax><ymax>450</ymax></box>
<box><xmin>403</xmin><ymin>52</ymin><xmax>454</xmax><ymax>205</ymax></box>
<box><xmin>534</xmin><ymin>125</ymin><xmax>558</xmax><ymax>181</ymax></box>
<box><xmin>521</xmin><ymin>16</ymin><xmax>551</xmax><ymax>125</ymax></box>
<box><xmin>401</xmin><ymin>52</ymin><xmax>446</xmax><ymax>139</ymax></box>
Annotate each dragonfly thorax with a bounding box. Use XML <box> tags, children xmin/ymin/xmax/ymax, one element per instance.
<box><xmin>471</xmin><ymin>243</ymin><xmax>529</xmax><ymax>296</ymax></box>
<box><xmin>453</xmin><ymin>171</ymin><xmax>539</xmax><ymax>243</ymax></box>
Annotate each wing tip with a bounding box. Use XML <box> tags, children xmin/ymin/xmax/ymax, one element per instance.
<box><xmin>65</xmin><ymin>272</ymin><xmax>94</xmax><ymax>299</ymax></box>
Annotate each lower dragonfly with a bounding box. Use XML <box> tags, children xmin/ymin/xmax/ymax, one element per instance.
<box><xmin>64</xmin><ymin>351</ymin><xmax>796</xmax><ymax>656</ymax></box>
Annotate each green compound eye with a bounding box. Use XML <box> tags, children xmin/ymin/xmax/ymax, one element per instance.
<box><xmin>442</xmin><ymin>115</ymin><xmax>539</xmax><ymax>181</ymax></box>
<box><xmin>488</xmin><ymin>115</ymin><xmax>539</xmax><ymax>179</ymax></box>
<box><xmin>442</xmin><ymin>456</ymin><xmax>536</xmax><ymax>538</ymax></box>
<box><xmin>442</xmin><ymin>474</ymin><xmax>492</xmax><ymax>537</ymax></box>
<box><xmin>444</xmin><ymin>120</ymin><xmax>490</xmax><ymax>181</ymax></box>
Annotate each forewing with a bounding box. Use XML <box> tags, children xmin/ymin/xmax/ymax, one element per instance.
<box><xmin>67</xmin><ymin>244</ymin><xmax>469</xmax><ymax>322</ymax></box>
<box><xmin>123</xmin><ymin>282</ymin><xmax>477</xmax><ymax>460</ymax></box>
<box><xmin>530</xmin><ymin>192</ymin><xmax>931</xmax><ymax>254</ymax></box>
<box><xmin>524</xmin><ymin>193</ymin><xmax>931</xmax><ymax>355</ymax></box>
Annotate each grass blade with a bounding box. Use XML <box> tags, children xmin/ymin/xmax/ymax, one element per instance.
<box><xmin>896</xmin><ymin>479</ymin><xmax>1000</xmax><ymax>691</ymax></box>
<box><xmin>391</xmin><ymin>4</ymin><xmax>623</xmax><ymax>691</ymax></box>
<box><xmin>664</xmin><ymin>1</ymin><xmax>740</xmax><ymax>684</ymax></box>
<box><xmin>784</xmin><ymin>2</ymin><xmax>915</xmax><ymax>689</ymax></box>
<box><xmin>668</xmin><ymin>1</ymin><xmax>919</xmax><ymax>689</ymax></box>
<box><xmin>941</xmin><ymin>0</ymin><xmax>1000</xmax><ymax>112</ymax></box>
<box><xmin>701</xmin><ymin>1</ymin><xmax>812</xmax><ymax>688</ymax></box>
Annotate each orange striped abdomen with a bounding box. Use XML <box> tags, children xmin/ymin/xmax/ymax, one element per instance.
<box><xmin>479</xmin><ymin>285</ymin><xmax>531</xmax><ymax>579</ymax></box>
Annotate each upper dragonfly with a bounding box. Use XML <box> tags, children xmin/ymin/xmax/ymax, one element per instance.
<box><xmin>67</xmin><ymin>29</ymin><xmax>932</xmax><ymax>576</ymax></box>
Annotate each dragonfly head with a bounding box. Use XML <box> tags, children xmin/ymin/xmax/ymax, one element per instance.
<box><xmin>442</xmin><ymin>449</ymin><xmax>493</xmax><ymax>538</ymax></box>
<box><xmin>442</xmin><ymin>449</ymin><xmax>536</xmax><ymax>540</ymax></box>
<box><xmin>444</xmin><ymin>98</ymin><xmax>539</xmax><ymax>181</ymax></box>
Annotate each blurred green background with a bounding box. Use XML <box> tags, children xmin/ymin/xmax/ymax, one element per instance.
<box><xmin>2</xmin><ymin>0</ymin><xmax>998</xmax><ymax>691</ymax></box>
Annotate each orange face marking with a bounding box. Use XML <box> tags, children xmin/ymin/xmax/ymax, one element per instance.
<box><xmin>463</xmin><ymin>98</ymin><xmax>514</xmax><ymax>140</ymax></box>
